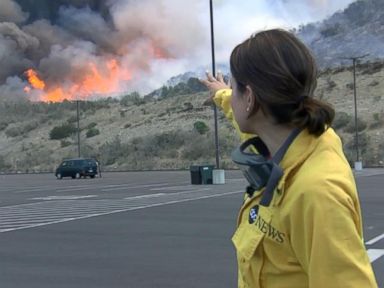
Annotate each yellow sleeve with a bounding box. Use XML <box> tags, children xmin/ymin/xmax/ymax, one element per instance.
<box><xmin>289</xmin><ymin>179</ymin><xmax>378</xmax><ymax>287</ymax></box>
<box><xmin>213</xmin><ymin>88</ymin><xmax>254</xmax><ymax>143</ymax></box>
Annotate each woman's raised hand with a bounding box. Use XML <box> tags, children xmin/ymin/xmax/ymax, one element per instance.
<box><xmin>200</xmin><ymin>71</ymin><xmax>230</xmax><ymax>105</ymax></box>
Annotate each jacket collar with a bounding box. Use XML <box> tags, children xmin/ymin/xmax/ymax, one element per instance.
<box><xmin>274</xmin><ymin>127</ymin><xmax>338</xmax><ymax>205</ymax></box>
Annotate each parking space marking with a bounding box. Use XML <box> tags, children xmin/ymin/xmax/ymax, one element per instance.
<box><xmin>30</xmin><ymin>195</ymin><xmax>97</xmax><ymax>201</ymax></box>
<box><xmin>56</xmin><ymin>187</ymin><xmax>99</xmax><ymax>192</ymax></box>
<box><xmin>367</xmin><ymin>249</ymin><xmax>384</xmax><ymax>263</ymax></box>
<box><xmin>151</xmin><ymin>185</ymin><xmax>203</xmax><ymax>191</ymax></box>
<box><xmin>366</xmin><ymin>233</ymin><xmax>384</xmax><ymax>245</ymax></box>
<box><xmin>0</xmin><ymin>189</ymin><xmax>243</xmax><ymax>233</ymax></box>
<box><xmin>102</xmin><ymin>183</ymin><xmax>169</xmax><ymax>191</ymax></box>
<box><xmin>7</xmin><ymin>183</ymin><xmax>174</xmax><ymax>194</ymax></box>
<box><xmin>124</xmin><ymin>193</ymin><xmax>165</xmax><ymax>200</ymax></box>
<box><xmin>12</xmin><ymin>184</ymin><xmax>97</xmax><ymax>193</ymax></box>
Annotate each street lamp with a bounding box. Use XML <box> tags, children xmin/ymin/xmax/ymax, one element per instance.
<box><xmin>209</xmin><ymin>0</ymin><xmax>220</xmax><ymax>169</ymax></box>
<box><xmin>342</xmin><ymin>54</ymin><xmax>369</xmax><ymax>170</ymax></box>
<box><xmin>76</xmin><ymin>100</ymin><xmax>81</xmax><ymax>158</ymax></box>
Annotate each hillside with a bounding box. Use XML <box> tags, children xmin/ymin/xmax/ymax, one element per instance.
<box><xmin>296</xmin><ymin>0</ymin><xmax>384</xmax><ymax>67</ymax></box>
<box><xmin>162</xmin><ymin>0</ymin><xmax>384</xmax><ymax>87</ymax></box>
<box><xmin>0</xmin><ymin>60</ymin><xmax>383</xmax><ymax>173</ymax></box>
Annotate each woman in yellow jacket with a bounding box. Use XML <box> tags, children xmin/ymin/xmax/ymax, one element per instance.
<box><xmin>201</xmin><ymin>29</ymin><xmax>377</xmax><ymax>287</ymax></box>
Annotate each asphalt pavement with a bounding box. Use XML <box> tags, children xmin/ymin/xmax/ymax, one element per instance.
<box><xmin>0</xmin><ymin>170</ymin><xmax>383</xmax><ymax>288</ymax></box>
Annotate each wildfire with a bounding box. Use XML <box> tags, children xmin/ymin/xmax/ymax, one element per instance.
<box><xmin>25</xmin><ymin>69</ymin><xmax>45</xmax><ymax>90</ymax></box>
<box><xmin>24</xmin><ymin>59</ymin><xmax>132</xmax><ymax>102</ymax></box>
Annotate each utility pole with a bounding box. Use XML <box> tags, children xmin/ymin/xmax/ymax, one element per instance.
<box><xmin>76</xmin><ymin>100</ymin><xmax>81</xmax><ymax>158</ymax></box>
<box><xmin>342</xmin><ymin>54</ymin><xmax>369</xmax><ymax>169</ymax></box>
<box><xmin>209</xmin><ymin>0</ymin><xmax>220</xmax><ymax>169</ymax></box>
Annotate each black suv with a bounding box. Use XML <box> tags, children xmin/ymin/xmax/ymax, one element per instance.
<box><xmin>55</xmin><ymin>158</ymin><xmax>99</xmax><ymax>179</ymax></box>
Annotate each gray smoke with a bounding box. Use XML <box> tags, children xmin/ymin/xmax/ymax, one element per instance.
<box><xmin>0</xmin><ymin>0</ymin><xmax>207</xmax><ymax>100</ymax></box>
<box><xmin>0</xmin><ymin>0</ymin><xmax>28</xmax><ymax>23</ymax></box>
<box><xmin>0</xmin><ymin>0</ymin><xmax>356</xmax><ymax>101</ymax></box>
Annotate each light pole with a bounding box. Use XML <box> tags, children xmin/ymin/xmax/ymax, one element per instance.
<box><xmin>76</xmin><ymin>100</ymin><xmax>81</xmax><ymax>158</ymax></box>
<box><xmin>209</xmin><ymin>0</ymin><xmax>220</xmax><ymax>169</ymax></box>
<box><xmin>342</xmin><ymin>54</ymin><xmax>368</xmax><ymax>170</ymax></box>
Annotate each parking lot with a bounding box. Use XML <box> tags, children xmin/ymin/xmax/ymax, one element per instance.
<box><xmin>0</xmin><ymin>170</ymin><xmax>383</xmax><ymax>287</ymax></box>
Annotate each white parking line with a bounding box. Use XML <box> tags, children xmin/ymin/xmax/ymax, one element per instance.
<box><xmin>367</xmin><ymin>249</ymin><xmax>384</xmax><ymax>263</ymax></box>
<box><xmin>365</xmin><ymin>233</ymin><xmax>384</xmax><ymax>263</ymax></box>
<box><xmin>0</xmin><ymin>190</ymin><xmax>243</xmax><ymax>233</ymax></box>
<box><xmin>124</xmin><ymin>193</ymin><xmax>165</xmax><ymax>200</ymax></box>
<box><xmin>102</xmin><ymin>183</ymin><xmax>169</xmax><ymax>191</ymax></box>
<box><xmin>366</xmin><ymin>233</ymin><xmax>384</xmax><ymax>245</ymax></box>
<box><xmin>150</xmin><ymin>185</ymin><xmax>199</xmax><ymax>191</ymax></box>
<box><xmin>13</xmin><ymin>184</ymin><xmax>96</xmax><ymax>193</ymax></box>
<box><xmin>31</xmin><ymin>195</ymin><xmax>97</xmax><ymax>200</ymax></box>
<box><xmin>56</xmin><ymin>187</ymin><xmax>99</xmax><ymax>192</ymax></box>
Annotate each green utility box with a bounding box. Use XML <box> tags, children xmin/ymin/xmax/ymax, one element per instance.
<box><xmin>190</xmin><ymin>165</ymin><xmax>215</xmax><ymax>185</ymax></box>
<box><xmin>200</xmin><ymin>165</ymin><xmax>215</xmax><ymax>184</ymax></box>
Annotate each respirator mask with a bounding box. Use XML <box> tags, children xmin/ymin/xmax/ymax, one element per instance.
<box><xmin>231</xmin><ymin>129</ymin><xmax>301</xmax><ymax>206</ymax></box>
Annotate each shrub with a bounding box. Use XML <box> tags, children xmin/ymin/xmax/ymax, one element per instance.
<box><xmin>80</xmin><ymin>144</ymin><xmax>97</xmax><ymax>158</ymax></box>
<box><xmin>0</xmin><ymin>155</ymin><xmax>11</xmax><ymax>171</ymax></box>
<box><xmin>87</xmin><ymin>122</ymin><xmax>97</xmax><ymax>129</ymax></box>
<box><xmin>183</xmin><ymin>102</ymin><xmax>194</xmax><ymax>111</ymax></box>
<box><xmin>120</xmin><ymin>92</ymin><xmax>145</xmax><ymax>106</ymax></box>
<box><xmin>49</xmin><ymin>123</ymin><xmax>77</xmax><ymax>140</ymax></box>
<box><xmin>98</xmin><ymin>136</ymin><xmax>124</xmax><ymax>165</ymax></box>
<box><xmin>4</xmin><ymin>121</ymin><xmax>38</xmax><ymax>138</ymax></box>
<box><xmin>325</xmin><ymin>78</ymin><xmax>337</xmax><ymax>91</ymax></box>
<box><xmin>5</xmin><ymin>126</ymin><xmax>21</xmax><ymax>137</ymax></box>
<box><xmin>369</xmin><ymin>122</ymin><xmax>383</xmax><ymax>130</ymax></box>
<box><xmin>345</xmin><ymin>132</ymin><xmax>370</xmax><ymax>152</ymax></box>
<box><xmin>193</xmin><ymin>121</ymin><xmax>209</xmax><ymax>135</ymax></box>
<box><xmin>344</xmin><ymin>118</ymin><xmax>367</xmax><ymax>133</ymax></box>
<box><xmin>181</xmin><ymin>133</ymin><xmax>213</xmax><ymax>160</ymax></box>
<box><xmin>333</xmin><ymin>112</ymin><xmax>352</xmax><ymax>130</ymax></box>
<box><xmin>86</xmin><ymin>128</ymin><xmax>100</xmax><ymax>138</ymax></box>
<box><xmin>24</xmin><ymin>121</ymin><xmax>38</xmax><ymax>131</ymax></box>
<box><xmin>344</xmin><ymin>132</ymin><xmax>371</xmax><ymax>165</ymax></box>
<box><xmin>60</xmin><ymin>140</ymin><xmax>72</xmax><ymax>147</ymax></box>
<box><xmin>369</xmin><ymin>81</ymin><xmax>379</xmax><ymax>87</ymax></box>
<box><xmin>369</xmin><ymin>112</ymin><xmax>384</xmax><ymax>129</ymax></box>
<box><xmin>67</xmin><ymin>115</ymin><xmax>78</xmax><ymax>123</ymax></box>
<box><xmin>346</xmin><ymin>83</ymin><xmax>354</xmax><ymax>90</ymax></box>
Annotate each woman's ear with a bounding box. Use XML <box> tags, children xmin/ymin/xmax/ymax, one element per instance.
<box><xmin>245</xmin><ymin>85</ymin><xmax>258</xmax><ymax>117</ymax></box>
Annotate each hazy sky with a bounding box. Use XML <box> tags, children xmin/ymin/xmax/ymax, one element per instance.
<box><xmin>205</xmin><ymin>0</ymin><xmax>355</xmax><ymax>62</ymax></box>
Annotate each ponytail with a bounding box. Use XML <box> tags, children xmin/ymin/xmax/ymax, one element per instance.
<box><xmin>292</xmin><ymin>97</ymin><xmax>335</xmax><ymax>136</ymax></box>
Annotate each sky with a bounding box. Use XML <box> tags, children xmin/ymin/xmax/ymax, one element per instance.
<box><xmin>211</xmin><ymin>0</ymin><xmax>356</xmax><ymax>61</ymax></box>
<box><xmin>0</xmin><ymin>0</ymin><xmax>356</xmax><ymax>100</ymax></box>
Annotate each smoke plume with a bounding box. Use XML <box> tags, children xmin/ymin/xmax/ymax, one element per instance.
<box><xmin>0</xmin><ymin>0</ymin><xmax>355</xmax><ymax>101</ymax></box>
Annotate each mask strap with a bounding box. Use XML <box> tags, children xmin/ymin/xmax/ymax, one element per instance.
<box><xmin>272</xmin><ymin>128</ymin><xmax>302</xmax><ymax>164</ymax></box>
<box><xmin>259</xmin><ymin>128</ymin><xmax>301</xmax><ymax>207</ymax></box>
<box><xmin>239</xmin><ymin>136</ymin><xmax>270</xmax><ymax>158</ymax></box>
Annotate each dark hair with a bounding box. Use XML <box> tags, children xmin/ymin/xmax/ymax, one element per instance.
<box><xmin>230</xmin><ymin>29</ymin><xmax>334</xmax><ymax>136</ymax></box>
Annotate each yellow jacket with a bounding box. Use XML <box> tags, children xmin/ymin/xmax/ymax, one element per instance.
<box><xmin>214</xmin><ymin>89</ymin><xmax>378</xmax><ymax>288</ymax></box>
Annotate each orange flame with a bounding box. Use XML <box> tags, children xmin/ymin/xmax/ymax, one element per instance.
<box><xmin>24</xmin><ymin>59</ymin><xmax>133</xmax><ymax>102</ymax></box>
<box><xmin>25</xmin><ymin>69</ymin><xmax>45</xmax><ymax>90</ymax></box>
